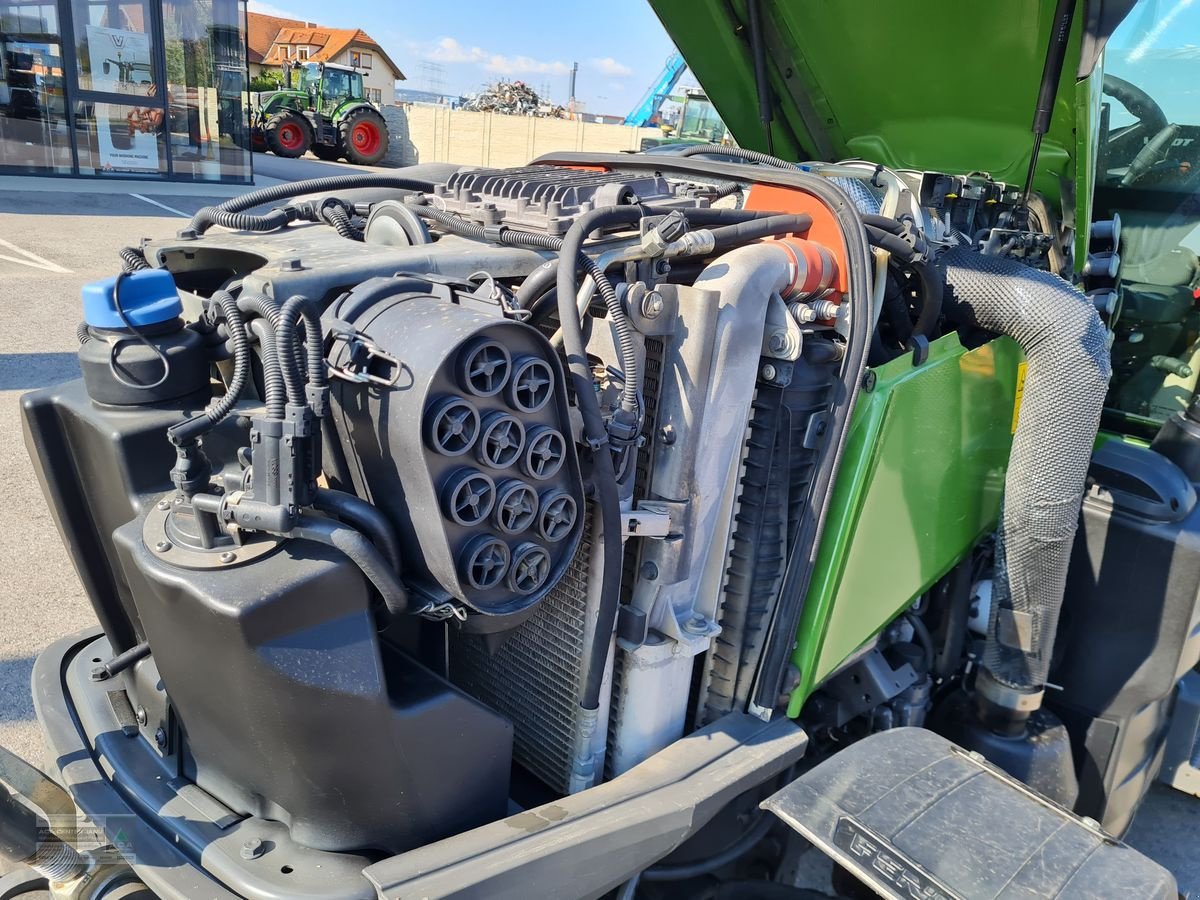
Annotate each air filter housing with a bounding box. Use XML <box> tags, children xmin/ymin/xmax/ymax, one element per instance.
<box><xmin>324</xmin><ymin>277</ymin><xmax>584</xmax><ymax>621</ymax></box>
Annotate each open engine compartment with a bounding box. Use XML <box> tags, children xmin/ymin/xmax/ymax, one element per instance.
<box><xmin>16</xmin><ymin>151</ymin><xmax>1196</xmax><ymax>898</ymax></box>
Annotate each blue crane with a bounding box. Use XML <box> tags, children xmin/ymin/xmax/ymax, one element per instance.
<box><xmin>623</xmin><ymin>51</ymin><xmax>687</xmax><ymax>127</ymax></box>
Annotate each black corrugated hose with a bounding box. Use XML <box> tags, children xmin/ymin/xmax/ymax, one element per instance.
<box><xmin>248</xmin><ymin>317</ymin><xmax>286</xmax><ymax>420</ymax></box>
<box><xmin>167</xmin><ymin>289</ymin><xmax>250</xmax><ymax>445</ymax></box>
<box><xmin>677</xmin><ymin>143</ymin><xmax>795</xmax><ymax>169</ymax></box>
<box><xmin>188</xmin><ymin>173</ymin><xmax>435</xmax><ymax>235</ymax></box>
<box><xmin>119</xmin><ymin>246</ymin><xmax>150</xmax><ymax>272</ymax></box>
<box><xmin>276</xmin><ymin>295</ymin><xmax>327</xmax><ymax>407</ymax></box>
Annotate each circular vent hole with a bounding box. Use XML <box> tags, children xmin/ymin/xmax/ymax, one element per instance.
<box><xmin>508</xmin><ymin>543</ymin><xmax>552</xmax><ymax>595</ymax></box>
<box><xmin>462</xmin><ymin>536</ymin><xmax>510</xmax><ymax>590</ymax></box>
<box><xmin>477</xmin><ymin>412</ymin><xmax>526</xmax><ymax>470</ymax></box>
<box><xmin>494</xmin><ymin>481</ymin><xmax>539</xmax><ymax>535</ymax></box>
<box><xmin>523</xmin><ymin>427</ymin><xmax>566</xmax><ymax>480</ymax></box>
<box><xmin>441</xmin><ymin>468</ymin><xmax>496</xmax><ymax>526</ymax></box>
<box><xmin>459</xmin><ymin>340</ymin><xmax>511</xmax><ymax>397</ymax></box>
<box><xmin>538</xmin><ymin>491</ymin><xmax>577</xmax><ymax>542</ymax></box>
<box><xmin>507</xmin><ymin>357</ymin><xmax>554</xmax><ymax>413</ymax></box>
<box><xmin>427</xmin><ymin>397</ymin><xmax>480</xmax><ymax>457</ymax></box>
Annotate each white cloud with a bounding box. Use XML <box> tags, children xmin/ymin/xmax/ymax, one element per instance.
<box><xmin>590</xmin><ymin>57</ymin><xmax>633</xmax><ymax>78</ymax></box>
<box><xmin>247</xmin><ymin>0</ymin><xmax>302</xmax><ymax>19</ymax></box>
<box><xmin>414</xmin><ymin>36</ymin><xmax>570</xmax><ymax>78</ymax></box>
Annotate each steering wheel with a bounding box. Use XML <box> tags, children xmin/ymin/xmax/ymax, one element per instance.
<box><xmin>1121</xmin><ymin>123</ymin><xmax>1182</xmax><ymax>186</ymax></box>
<box><xmin>1102</xmin><ymin>74</ymin><xmax>1179</xmax><ymax>185</ymax></box>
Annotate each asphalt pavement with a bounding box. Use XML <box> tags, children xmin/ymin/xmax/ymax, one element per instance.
<box><xmin>0</xmin><ymin>156</ymin><xmax>1196</xmax><ymax>895</ymax></box>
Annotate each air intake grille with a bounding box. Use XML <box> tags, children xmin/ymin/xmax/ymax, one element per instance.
<box><xmin>450</xmin><ymin>517</ymin><xmax>593</xmax><ymax>793</ymax></box>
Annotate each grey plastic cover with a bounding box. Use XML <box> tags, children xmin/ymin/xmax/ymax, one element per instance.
<box><xmin>763</xmin><ymin>727</ymin><xmax>1176</xmax><ymax>900</ymax></box>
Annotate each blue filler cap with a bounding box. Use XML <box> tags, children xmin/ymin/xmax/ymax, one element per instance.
<box><xmin>82</xmin><ymin>269</ymin><xmax>182</xmax><ymax>330</ymax></box>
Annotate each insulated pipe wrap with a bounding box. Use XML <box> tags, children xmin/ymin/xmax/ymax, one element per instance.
<box><xmin>940</xmin><ymin>248</ymin><xmax>1110</xmax><ymax>690</ymax></box>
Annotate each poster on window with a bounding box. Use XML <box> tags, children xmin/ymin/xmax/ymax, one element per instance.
<box><xmin>85</xmin><ymin>25</ymin><xmax>161</xmax><ymax>173</ymax></box>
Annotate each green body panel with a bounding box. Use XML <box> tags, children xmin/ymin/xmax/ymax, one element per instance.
<box><xmin>787</xmin><ymin>335</ymin><xmax>1024</xmax><ymax>714</ymax></box>
<box><xmin>649</xmin><ymin>0</ymin><xmax>1094</xmax><ymax>214</ymax></box>
<box><xmin>332</xmin><ymin>100</ymin><xmax>373</xmax><ymax>122</ymax></box>
<box><xmin>258</xmin><ymin>90</ymin><xmax>309</xmax><ymax>118</ymax></box>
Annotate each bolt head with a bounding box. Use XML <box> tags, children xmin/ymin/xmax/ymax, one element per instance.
<box><xmin>280</xmin><ymin>257</ymin><xmax>303</xmax><ymax>272</ymax></box>
<box><xmin>240</xmin><ymin>838</ymin><xmax>264</xmax><ymax>860</ymax></box>
<box><xmin>683</xmin><ymin>614</ymin><xmax>708</xmax><ymax>634</ymax></box>
<box><xmin>760</xmin><ymin>364</ymin><xmax>777</xmax><ymax>381</ymax></box>
<box><xmin>156</xmin><ymin>500</ymin><xmax>171</xmax><ymax>511</ymax></box>
<box><xmin>154</xmin><ymin>727</ymin><xmax>167</xmax><ymax>749</ymax></box>
<box><xmin>89</xmin><ymin>666</ymin><xmax>109</xmax><ymax>683</ymax></box>
<box><xmin>136</xmin><ymin>706</ymin><xmax>148</xmax><ymax>726</ymax></box>
<box><xmin>640</xmin><ymin>290</ymin><xmax>665</xmax><ymax>319</ymax></box>
<box><xmin>154</xmin><ymin>540</ymin><xmax>172</xmax><ymax>553</ymax></box>
<box><xmin>640</xmin><ymin>561</ymin><xmax>659</xmax><ymax>581</ymax></box>
<box><xmin>768</xmin><ymin>331</ymin><xmax>788</xmax><ymax>353</ymax></box>
<box><xmin>219</xmin><ymin>551</ymin><xmax>237</xmax><ymax>564</ymax></box>
<box><xmin>658</xmin><ymin>424</ymin><xmax>676</xmax><ymax>446</ymax></box>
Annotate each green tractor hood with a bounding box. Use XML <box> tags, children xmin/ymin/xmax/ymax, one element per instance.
<box><xmin>649</xmin><ymin>1</ymin><xmax>1136</xmax><ymax>213</ymax></box>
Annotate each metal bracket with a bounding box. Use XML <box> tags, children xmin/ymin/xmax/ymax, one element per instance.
<box><xmin>621</xmin><ymin>502</ymin><xmax>672</xmax><ymax>539</ymax></box>
<box><xmin>762</xmin><ymin>292</ymin><xmax>804</xmax><ymax>360</ymax></box>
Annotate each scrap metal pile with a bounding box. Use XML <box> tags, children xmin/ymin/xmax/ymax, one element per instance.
<box><xmin>462</xmin><ymin>80</ymin><xmax>566</xmax><ymax>117</ymax></box>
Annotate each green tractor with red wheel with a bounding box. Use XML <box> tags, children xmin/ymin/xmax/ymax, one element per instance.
<box><xmin>251</xmin><ymin>61</ymin><xmax>389</xmax><ymax>165</ymax></box>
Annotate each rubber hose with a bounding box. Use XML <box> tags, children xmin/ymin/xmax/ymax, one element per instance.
<box><xmin>248</xmin><ymin>317</ymin><xmax>286</xmax><ymax>420</ymax></box>
<box><xmin>515</xmin><ymin>260</ymin><xmax>561</xmax><ymax>310</ymax></box>
<box><xmin>641</xmin><ymin>812</ymin><xmax>775</xmax><ymax>881</ymax></box>
<box><xmin>940</xmin><ymin>248</ymin><xmax>1110</xmax><ymax>690</ymax></box>
<box><xmin>292</xmin><ymin>515</ymin><xmax>410</xmax><ymax>618</ymax></box>
<box><xmin>75</xmin><ymin>321</ymin><xmax>91</xmax><ymax>344</ymax></box>
<box><xmin>861</xmin><ymin>213</ymin><xmax>906</xmax><ymax>235</ymax></box>
<box><xmin>189</xmin><ymin>173</ymin><xmax>434</xmax><ymax>235</ymax></box>
<box><xmin>119</xmin><ymin>246</ymin><xmax>150</xmax><ymax>271</ymax></box>
<box><xmin>677</xmin><ymin>143</ymin><xmax>795</xmax><ymax>169</ymax></box>
<box><xmin>314</xmin><ymin>488</ymin><xmax>402</xmax><ymax>572</ymax></box>
<box><xmin>167</xmin><ymin>289</ymin><xmax>250</xmax><ymax>445</ymax></box>
<box><xmin>909</xmin><ymin>260</ymin><xmax>943</xmax><ymax>339</ymax></box>
<box><xmin>864</xmin><ymin>224</ymin><xmax>915</xmax><ymax>261</ymax></box>
<box><xmin>905</xmin><ymin>612</ymin><xmax>935</xmax><ymax>675</ymax></box>
<box><xmin>708</xmin><ymin>213</ymin><xmax>812</xmax><ymax>250</ymax></box>
<box><xmin>557</xmin><ymin>206</ymin><xmax>646</xmax><ymax>415</ymax></box>
<box><xmin>556</xmin><ymin>206</ymin><xmax>644</xmax><ymax>711</ymax></box>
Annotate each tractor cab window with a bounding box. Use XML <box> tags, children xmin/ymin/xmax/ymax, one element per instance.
<box><xmin>1097</xmin><ymin>0</ymin><xmax>1200</xmax><ymax>427</ymax></box>
<box><xmin>296</xmin><ymin>62</ymin><xmax>321</xmax><ymax>94</ymax></box>
<box><xmin>322</xmin><ymin>68</ymin><xmax>349</xmax><ymax>104</ymax></box>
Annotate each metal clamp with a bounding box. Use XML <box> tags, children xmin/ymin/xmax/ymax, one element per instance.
<box><xmin>326</xmin><ymin>329</ymin><xmax>402</xmax><ymax>387</ymax></box>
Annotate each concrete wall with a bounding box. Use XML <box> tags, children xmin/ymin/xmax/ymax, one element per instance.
<box><xmin>380</xmin><ymin>105</ymin><xmax>660</xmax><ymax>169</ymax></box>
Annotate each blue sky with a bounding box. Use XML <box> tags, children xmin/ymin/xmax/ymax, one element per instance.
<box><xmin>247</xmin><ymin>0</ymin><xmax>681</xmax><ymax>116</ymax></box>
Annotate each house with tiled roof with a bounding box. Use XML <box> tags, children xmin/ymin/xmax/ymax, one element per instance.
<box><xmin>246</xmin><ymin>12</ymin><xmax>405</xmax><ymax>106</ymax></box>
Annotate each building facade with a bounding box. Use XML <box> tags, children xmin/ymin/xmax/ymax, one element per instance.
<box><xmin>247</xmin><ymin>12</ymin><xmax>403</xmax><ymax>106</ymax></box>
<box><xmin>1</xmin><ymin>0</ymin><xmax>252</xmax><ymax>181</ymax></box>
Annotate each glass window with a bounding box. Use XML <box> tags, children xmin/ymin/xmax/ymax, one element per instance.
<box><xmin>0</xmin><ymin>0</ymin><xmax>72</xmax><ymax>173</ymax></box>
<box><xmin>162</xmin><ymin>0</ymin><xmax>250</xmax><ymax>181</ymax></box>
<box><xmin>73</xmin><ymin>97</ymin><xmax>165</xmax><ymax>175</ymax></box>
<box><xmin>297</xmin><ymin>46</ymin><xmax>308</xmax><ymax>60</ymax></box>
<box><xmin>1097</xmin><ymin>0</ymin><xmax>1200</xmax><ymax>423</ymax></box>
<box><xmin>351</xmin><ymin>50</ymin><xmax>370</xmax><ymax>69</ymax></box>
<box><xmin>70</xmin><ymin>0</ymin><xmax>156</xmax><ymax>95</ymax></box>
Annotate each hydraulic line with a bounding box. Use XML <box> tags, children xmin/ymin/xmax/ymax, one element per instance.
<box><xmin>708</xmin><ymin>213</ymin><xmax>812</xmax><ymax>250</ymax></box>
<box><xmin>188</xmin><ymin>173</ymin><xmax>435</xmax><ymax>235</ymax></box>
